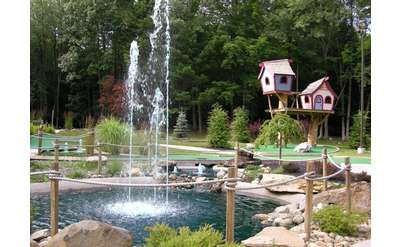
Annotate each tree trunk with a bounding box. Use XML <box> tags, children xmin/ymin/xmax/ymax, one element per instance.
<box><xmin>340</xmin><ymin>63</ymin><xmax>346</xmax><ymax>141</ymax></box>
<box><xmin>307</xmin><ymin>115</ymin><xmax>319</xmax><ymax>146</ymax></box>
<box><xmin>346</xmin><ymin>77</ymin><xmax>352</xmax><ymax>138</ymax></box>
<box><xmin>192</xmin><ymin>104</ymin><xmax>197</xmax><ymax>131</ymax></box>
<box><xmin>323</xmin><ymin>118</ymin><xmax>329</xmax><ymax>138</ymax></box>
<box><xmin>197</xmin><ymin>102</ymin><xmax>202</xmax><ymax>133</ymax></box>
<box><xmin>318</xmin><ymin>124</ymin><xmax>323</xmax><ymax>139</ymax></box>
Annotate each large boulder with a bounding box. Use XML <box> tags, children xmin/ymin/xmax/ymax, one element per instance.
<box><xmin>242</xmin><ymin>226</ymin><xmax>305</xmax><ymax>247</ymax></box>
<box><xmin>31</xmin><ymin>229</ymin><xmax>50</xmax><ymax>242</ymax></box>
<box><xmin>30</xmin><ymin>240</ymin><xmax>39</xmax><ymax>247</ymax></box>
<box><xmin>294</xmin><ymin>142</ymin><xmax>312</xmax><ymax>153</ymax></box>
<box><xmin>45</xmin><ymin>220</ymin><xmax>132</xmax><ymax>247</ymax></box>
<box><xmin>313</xmin><ymin>181</ymin><xmax>371</xmax><ymax>213</ymax></box>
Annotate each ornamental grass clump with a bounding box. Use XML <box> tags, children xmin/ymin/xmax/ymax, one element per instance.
<box><xmin>95</xmin><ymin>117</ymin><xmax>128</xmax><ymax>154</ymax></box>
<box><xmin>207</xmin><ymin>104</ymin><xmax>230</xmax><ymax>148</ymax></box>
<box><xmin>313</xmin><ymin>205</ymin><xmax>367</xmax><ymax>236</ymax></box>
<box><xmin>145</xmin><ymin>223</ymin><xmax>243</xmax><ymax>247</ymax></box>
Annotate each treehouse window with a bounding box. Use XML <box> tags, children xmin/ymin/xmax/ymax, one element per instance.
<box><xmin>280</xmin><ymin>76</ymin><xmax>287</xmax><ymax>84</ymax></box>
<box><xmin>305</xmin><ymin>96</ymin><xmax>310</xmax><ymax>103</ymax></box>
<box><xmin>325</xmin><ymin>96</ymin><xmax>332</xmax><ymax>104</ymax></box>
<box><xmin>265</xmin><ymin>77</ymin><xmax>270</xmax><ymax>85</ymax></box>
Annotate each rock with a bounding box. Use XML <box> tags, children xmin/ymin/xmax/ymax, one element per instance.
<box><xmin>252</xmin><ymin>214</ymin><xmax>269</xmax><ymax>221</ymax></box>
<box><xmin>169</xmin><ymin>174</ymin><xmax>177</xmax><ymax>180</ymax></box>
<box><xmin>280</xmin><ymin>218</ymin><xmax>293</xmax><ymax>227</ymax></box>
<box><xmin>308</xmin><ymin>243</ymin><xmax>319</xmax><ymax>247</ymax></box>
<box><xmin>242</xmin><ymin>226</ymin><xmax>305</xmax><ymax>247</ymax></box>
<box><xmin>275</xmin><ymin>205</ymin><xmax>290</xmax><ymax>214</ymax></box>
<box><xmin>216</xmin><ymin>170</ymin><xmax>226</xmax><ymax>179</ymax></box>
<box><xmin>195</xmin><ymin>176</ymin><xmax>206</xmax><ymax>183</ymax></box>
<box><xmin>209</xmin><ymin>181</ymin><xmax>223</xmax><ymax>193</ymax></box>
<box><xmin>314</xmin><ymin>241</ymin><xmax>328</xmax><ymax>247</ymax></box>
<box><xmin>261</xmin><ymin>174</ymin><xmax>296</xmax><ymax>185</ymax></box>
<box><xmin>294</xmin><ymin>142</ymin><xmax>312</xmax><ymax>153</ymax></box>
<box><xmin>39</xmin><ymin>239</ymin><xmax>49</xmax><ymax>247</ymax></box>
<box><xmin>130</xmin><ymin>167</ymin><xmax>141</xmax><ymax>177</ymax></box>
<box><xmin>313</xmin><ymin>182</ymin><xmax>371</xmax><ymax>213</ymax></box>
<box><xmin>261</xmin><ymin>220</ymin><xmax>269</xmax><ymax>225</ymax></box>
<box><xmin>357</xmin><ymin>223</ymin><xmax>371</xmax><ymax>234</ymax></box>
<box><xmin>45</xmin><ymin>220</ymin><xmax>132</xmax><ymax>247</ymax></box>
<box><xmin>31</xmin><ymin>229</ymin><xmax>50</xmax><ymax>242</ymax></box>
<box><xmin>351</xmin><ymin>240</ymin><xmax>371</xmax><ymax>247</ymax></box>
<box><xmin>30</xmin><ymin>240</ymin><xmax>39</xmax><ymax>247</ymax></box>
<box><xmin>290</xmin><ymin>223</ymin><xmax>305</xmax><ymax>233</ymax></box>
<box><xmin>262</xmin><ymin>167</ymin><xmax>271</xmax><ymax>174</ymax></box>
<box><xmin>293</xmin><ymin>215</ymin><xmax>304</xmax><ymax>225</ymax></box>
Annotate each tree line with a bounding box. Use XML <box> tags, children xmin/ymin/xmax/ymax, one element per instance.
<box><xmin>30</xmin><ymin>0</ymin><xmax>370</xmax><ymax>140</ymax></box>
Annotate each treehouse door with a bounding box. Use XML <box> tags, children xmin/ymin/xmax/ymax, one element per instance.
<box><xmin>314</xmin><ymin>95</ymin><xmax>323</xmax><ymax>110</ymax></box>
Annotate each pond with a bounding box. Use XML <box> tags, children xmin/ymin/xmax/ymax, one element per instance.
<box><xmin>31</xmin><ymin>188</ymin><xmax>279</xmax><ymax>245</ymax></box>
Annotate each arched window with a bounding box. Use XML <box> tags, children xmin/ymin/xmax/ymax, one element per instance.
<box><xmin>265</xmin><ymin>77</ymin><xmax>270</xmax><ymax>85</ymax></box>
<box><xmin>325</xmin><ymin>96</ymin><xmax>332</xmax><ymax>104</ymax></box>
<box><xmin>305</xmin><ymin>96</ymin><xmax>310</xmax><ymax>103</ymax></box>
<box><xmin>280</xmin><ymin>76</ymin><xmax>287</xmax><ymax>84</ymax></box>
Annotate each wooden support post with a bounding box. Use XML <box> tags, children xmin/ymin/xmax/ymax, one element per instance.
<box><xmin>267</xmin><ymin>95</ymin><xmax>274</xmax><ymax>118</ymax></box>
<box><xmin>278</xmin><ymin>132</ymin><xmax>282</xmax><ymax>166</ymax></box>
<box><xmin>37</xmin><ymin>125</ymin><xmax>43</xmax><ymax>154</ymax></box>
<box><xmin>97</xmin><ymin>143</ymin><xmax>102</xmax><ymax>175</ymax></box>
<box><xmin>50</xmin><ymin>143</ymin><xmax>59</xmax><ymax>236</ymax></box>
<box><xmin>87</xmin><ymin>129</ymin><xmax>95</xmax><ymax>155</ymax></box>
<box><xmin>345</xmin><ymin>157</ymin><xmax>352</xmax><ymax>214</ymax></box>
<box><xmin>304</xmin><ymin>161</ymin><xmax>314</xmax><ymax>242</ymax></box>
<box><xmin>226</xmin><ymin>167</ymin><xmax>237</xmax><ymax>244</ymax></box>
<box><xmin>234</xmin><ymin>142</ymin><xmax>239</xmax><ymax>169</ymax></box>
<box><xmin>322</xmin><ymin>148</ymin><xmax>328</xmax><ymax>191</ymax></box>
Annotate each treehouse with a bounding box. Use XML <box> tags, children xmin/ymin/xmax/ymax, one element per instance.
<box><xmin>258</xmin><ymin>59</ymin><xmax>296</xmax><ymax>108</ymax></box>
<box><xmin>299</xmin><ymin>76</ymin><xmax>337</xmax><ymax>111</ymax></box>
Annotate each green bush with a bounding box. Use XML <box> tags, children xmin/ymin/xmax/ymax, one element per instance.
<box><xmin>207</xmin><ymin>104</ymin><xmax>230</xmax><ymax>148</ymax></box>
<box><xmin>145</xmin><ymin>224</ymin><xmax>243</xmax><ymax>247</ymax></box>
<box><xmin>244</xmin><ymin>165</ymin><xmax>263</xmax><ymax>181</ymax></box>
<box><xmin>76</xmin><ymin>161</ymin><xmax>98</xmax><ymax>171</ymax></box>
<box><xmin>67</xmin><ymin>169</ymin><xmax>85</xmax><ymax>179</ymax></box>
<box><xmin>106</xmin><ymin>161</ymin><xmax>123</xmax><ymax>176</ymax></box>
<box><xmin>30</xmin><ymin>123</ymin><xmax>55</xmax><ymax>134</ymax></box>
<box><xmin>95</xmin><ymin>117</ymin><xmax>128</xmax><ymax>154</ymax></box>
<box><xmin>313</xmin><ymin>205</ymin><xmax>367</xmax><ymax>236</ymax></box>
<box><xmin>348</xmin><ymin>111</ymin><xmax>370</xmax><ymax>149</ymax></box>
<box><xmin>255</xmin><ymin>114</ymin><xmax>302</xmax><ymax>147</ymax></box>
<box><xmin>231</xmin><ymin>107</ymin><xmax>250</xmax><ymax>143</ymax></box>
<box><xmin>174</xmin><ymin>111</ymin><xmax>189</xmax><ymax>138</ymax></box>
<box><xmin>271</xmin><ymin>166</ymin><xmax>284</xmax><ymax>174</ymax></box>
<box><xmin>64</xmin><ymin>111</ymin><xmax>73</xmax><ymax>129</ymax></box>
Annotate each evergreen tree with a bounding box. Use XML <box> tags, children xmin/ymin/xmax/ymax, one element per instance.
<box><xmin>207</xmin><ymin>104</ymin><xmax>230</xmax><ymax>148</ymax></box>
<box><xmin>349</xmin><ymin>111</ymin><xmax>370</xmax><ymax>149</ymax></box>
<box><xmin>173</xmin><ymin>111</ymin><xmax>189</xmax><ymax>138</ymax></box>
<box><xmin>231</xmin><ymin>107</ymin><xmax>250</xmax><ymax>143</ymax></box>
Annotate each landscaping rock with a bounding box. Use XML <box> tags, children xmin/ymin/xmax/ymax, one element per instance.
<box><xmin>294</xmin><ymin>142</ymin><xmax>312</xmax><ymax>153</ymax></box>
<box><xmin>31</xmin><ymin>229</ymin><xmax>50</xmax><ymax>242</ymax></box>
<box><xmin>30</xmin><ymin>240</ymin><xmax>39</xmax><ymax>247</ymax></box>
<box><xmin>313</xmin><ymin>182</ymin><xmax>371</xmax><ymax>213</ymax></box>
<box><xmin>252</xmin><ymin>214</ymin><xmax>269</xmax><ymax>221</ymax></box>
<box><xmin>261</xmin><ymin>174</ymin><xmax>296</xmax><ymax>185</ymax></box>
<box><xmin>169</xmin><ymin>174</ymin><xmax>177</xmax><ymax>180</ymax></box>
<box><xmin>216</xmin><ymin>170</ymin><xmax>226</xmax><ymax>179</ymax></box>
<box><xmin>275</xmin><ymin>205</ymin><xmax>290</xmax><ymax>214</ymax></box>
<box><xmin>293</xmin><ymin>215</ymin><xmax>304</xmax><ymax>224</ymax></box>
<box><xmin>195</xmin><ymin>176</ymin><xmax>206</xmax><ymax>183</ymax></box>
<box><xmin>130</xmin><ymin>168</ymin><xmax>141</xmax><ymax>177</ymax></box>
<box><xmin>45</xmin><ymin>220</ymin><xmax>132</xmax><ymax>247</ymax></box>
<box><xmin>242</xmin><ymin>226</ymin><xmax>305</xmax><ymax>247</ymax></box>
<box><xmin>351</xmin><ymin>240</ymin><xmax>371</xmax><ymax>247</ymax></box>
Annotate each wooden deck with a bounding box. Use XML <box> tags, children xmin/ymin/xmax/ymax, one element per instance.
<box><xmin>267</xmin><ymin>107</ymin><xmax>334</xmax><ymax>115</ymax></box>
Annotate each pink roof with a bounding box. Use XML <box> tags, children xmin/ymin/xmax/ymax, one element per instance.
<box><xmin>259</xmin><ymin>59</ymin><xmax>295</xmax><ymax>76</ymax></box>
<box><xmin>299</xmin><ymin>76</ymin><xmax>337</xmax><ymax>97</ymax></box>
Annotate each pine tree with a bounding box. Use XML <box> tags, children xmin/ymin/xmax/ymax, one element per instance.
<box><xmin>174</xmin><ymin>111</ymin><xmax>189</xmax><ymax>138</ymax></box>
<box><xmin>231</xmin><ymin>107</ymin><xmax>250</xmax><ymax>143</ymax></box>
<box><xmin>349</xmin><ymin>111</ymin><xmax>370</xmax><ymax>149</ymax></box>
<box><xmin>207</xmin><ymin>104</ymin><xmax>230</xmax><ymax>148</ymax></box>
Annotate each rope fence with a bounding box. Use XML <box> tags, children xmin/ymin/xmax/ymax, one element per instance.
<box><xmin>30</xmin><ymin>139</ymin><xmax>352</xmax><ymax>244</ymax></box>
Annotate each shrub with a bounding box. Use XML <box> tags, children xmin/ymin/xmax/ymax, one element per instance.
<box><xmin>271</xmin><ymin>166</ymin><xmax>284</xmax><ymax>174</ymax></box>
<box><xmin>174</xmin><ymin>111</ymin><xmax>189</xmax><ymax>138</ymax></box>
<box><xmin>207</xmin><ymin>104</ymin><xmax>230</xmax><ymax>148</ymax></box>
<box><xmin>30</xmin><ymin>122</ymin><xmax>39</xmax><ymax>135</ymax></box>
<box><xmin>145</xmin><ymin>223</ymin><xmax>243</xmax><ymax>247</ymax></box>
<box><xmin>64</xmin><ymin>111</ymin><xmax>73</xmax><ymax>129</ymax></box>
<box><xmin>231</xmin><ymin>107</ymin><xmax>250</xmax><ymax>143</ymax></box>
<box><xmin>313</xmin><ymin>205</ymin><xmax>367</xmax><ymax>236</ymax></box>
<box><xmin>106</xmin><ymin>161</ymin><xmax>123</xmax><ymax>176</ymax></box>
<box><xmin>255</xmin><ymin>114</ymin><xmax>303</xmax><ymax>147</ymax></box>
<box><xmin>76</xmin><ymin>161</ymin><xmax>98</xmax><ymax>171</ymax></box>
<box><xmin>30</xmin><ymin>123</ymin><xmax>55</xmax><ymax>134</ymax></box>
<box><xmin>244</xmin><ymin>165</ymin><xmax>263</xmax><ymax>181</ymax></box>
<box><xmin>95</xmin><ymin>117</ymin><xmax>128</xmax><ymax>154</ymax></box>
<box><xmin>67</xmin><ymin>169</ymin><xmax>85</xmax><ymax>179</ymax></box>
<box><xmin>348</xmin><ymin>111</ymin><xmax>370</xmax><ymax>149</ymax></box>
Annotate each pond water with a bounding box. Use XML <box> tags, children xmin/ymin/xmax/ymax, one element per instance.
<box><xmin>31</xmin><ymin>188</ymin><xmax>278</xmax><ymax>245</ymax></box>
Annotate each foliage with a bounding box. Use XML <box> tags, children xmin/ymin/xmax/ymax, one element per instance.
<box><xmin>244</xmin><ymin>165</ymin><xmax>263</xmax><ymax>181</ymax></box>
<box><xmin>76</xmin><ymin>162</ymin><xmax>98</xmax><ymax>171</ymax></box>
<box><xmin>30</xmin><ymin>123</ymin><xmax>55</xmax><ymax>135</ymax></box>
<box><xmin>145</xmin><ymin>223</ymin><xmax>243</xmax><ymax>247</ymax></box>
<box><xmin>348</xmin><ymin>111</ymin><xmax>370</xmax><ymax>149</ymax></box>
<box><xmin>249</xmin><ymin>120</ymin><xmax>262</xmax><ymax>140</ymax></box>
<box><xmin>106</xmin><ymin>161</ymin><xmax>123</xmax><ymax>176</ymax></box>
<box><xmin>67</xmin><ymin>169</ymin><xmax>85</xmax><ymax>179</ymax></box>
<box><xmin>174</xmin><ymin>111</ymin><xmax>189</xmax><ymax>138</ymax></box>
<box><xmin>231</xmin><ymin>107</ymin><xmax>250</xmax><ymax>143</ymax></box>
<box><xmin>99</xmin><ymin>75</ymin><xmax>126</xmax><ymax>118</ymax></box>
<box><xmin>271</xmin><ymin>166</ymin><xmax>285</xmax><ymax>174</ymax></box>
<box><xmin>255</xmin><ymin>114</ymin><xmax>303</xmax><ymax>147</ymax></box>
<box><xmin>207</xmin><ymin>104</ymin><xmax>230</xmax><ymax>148</ymax></box>
<box><xmin>313</xmin><ymin>205</ymin><xmax>367</xmax><ymax>236</ymax></box>
<box><xmin>95</xmin><ymin>117</ymin><xmax>128</xmax><ymax>154</ymax></box>
<box><xmin>64</xmin><ymin>111</ymin><xmax>73</xmax><ymax>129</ymax></box>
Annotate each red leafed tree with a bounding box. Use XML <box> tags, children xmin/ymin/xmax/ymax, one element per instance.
<box><xmin>99</xmin><ymin>75</ymin><xmax>127</xmax><ymax>118</ymax></box>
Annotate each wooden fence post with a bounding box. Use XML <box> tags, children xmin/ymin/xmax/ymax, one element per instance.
<box><xmin>304</xmin><ymin>161</ymin><xmax>314</xmax><ymax>242</ymax></box>
<box><xmin>97</xmin><ymin>142</ymin><xmax>102</xmax><ymax>175</ymax></box>
<box><xmin>322</xmin><ymin>148</ymin><xmax>328</xmax><ymax>191</ymax></box>
<box><xmin>345</xmin><ymin>157</ymin><xmax>352</xmax><ymax>214</ymax></box>
<box><xmin>87</xmin><ymin>129</ymin><xmax>95</xmax><ymax>155</ymax></box>
<box><xmin>50</xmin><ymin>143</ymin><xmax>59</xmax><ymax>236</ymax></box>
<box><xmin>37</xmin><ymin>125</ymin><xmax>43</xmax><ymax>154</ymax></box>
<box><xmin>226</xmin><ymin>166</ymin><xmax>237</xmax><ymax>243</ymax></box>
<box><xmin>234</xmin><ymin>142</ymin><xmax>239</xmax><ymax>169</ymax></box>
